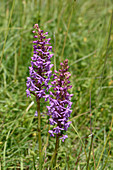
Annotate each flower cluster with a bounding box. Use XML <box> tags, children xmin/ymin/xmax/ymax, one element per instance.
<box><xmin>26</xmin><ymin>24</ymin><xmax>53</xmax><ymax>99</ymax></box>
<box><xmin>47</xmin><ymin>59</ymin><xmax>73</xmax><ymax>142</ymax></box>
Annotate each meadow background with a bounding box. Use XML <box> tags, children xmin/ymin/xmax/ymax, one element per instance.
<box><xmin>0</xmin><ymin>0</ymin><xmax>113</xmax><ymax>169</ymax></box>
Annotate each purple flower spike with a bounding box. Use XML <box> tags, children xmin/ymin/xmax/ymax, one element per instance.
<box><xmin>26</xmin><ymin>24</ymin><xmax>53</xmax><ymax>99</ymax></box>
<box><xmin>47</xmin><ymin>59</ymin><xmax>73</xmax><ymax>141</ymax></box>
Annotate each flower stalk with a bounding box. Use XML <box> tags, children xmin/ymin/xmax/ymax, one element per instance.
<box><xmin>50</xmin><ymin>135</ymin><xmax>59</xmax><ymax>168</ymax></box>
<box><xmin>26</xmin><ymin>23</ymin><xmax>53</xmax><ymax>169</ymax></box>
<box><xmin>54</xmin><ymin>135</ymin><xmax>59</xmax><ymax>167</ymax></box>
<box><xmin>48</xmin><ymin>59</ymin><xmax>73</xmax><ymax>168</ymax></box>
<box><xmin>47</xmin><ymin>59</ymin><xmax>73</xmax><ymax>141</ymax></box>
<box><xmin>37</xmin><ymin>98</ymin><xmax>42</xmax><ymax>169</ymax></box>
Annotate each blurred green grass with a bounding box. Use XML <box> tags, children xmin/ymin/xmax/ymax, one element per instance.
<box><xmin>0</xmin><ymin>0</ymin><xmax>113</xmax><ymax>169</ymax></box>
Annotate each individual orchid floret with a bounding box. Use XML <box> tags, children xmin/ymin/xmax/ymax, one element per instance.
<box><xmin>26</xmin><ymin>24</ymin><xmax>53</xmax><ymax>99</ymax></box>
<box><xmin>47</xmin><ymin>59</ymin><xmax>73</xmax><ymax>142</ymax></box>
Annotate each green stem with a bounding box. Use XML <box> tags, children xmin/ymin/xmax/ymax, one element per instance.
<box><xmin>50</xmin><ymin>135</ymin><xmax>59</xmax><ymax>168</ymax></box>
<box><xmin>55</xmin><ymin>135</ymin><xmax>59</xmax><ymax>168</ymax></box>
<box><xmin>37</xmin><ymin>98</ymin><xmax>42</xmax><ymax>170</ymax></box>
<box><xmin>86</xmin><ymin>135</ymin><xmax>93</xmax><ymax>170</ymax></box>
